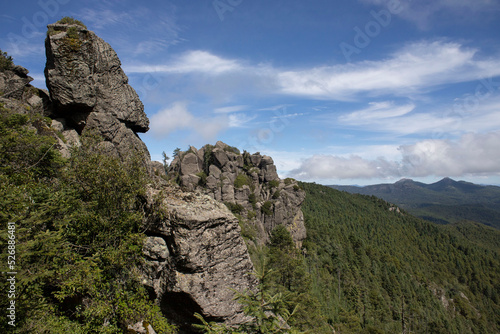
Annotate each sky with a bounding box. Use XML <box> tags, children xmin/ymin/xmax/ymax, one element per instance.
<box><xmin>2</xmin><ymin>0</ymin><xmax>500</xmax><ymax>186</ymax></box>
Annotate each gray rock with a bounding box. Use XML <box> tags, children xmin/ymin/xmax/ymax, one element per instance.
<box><xmin>213</xmin><ymin>148</ymin><xmax>229</xmax><ymax>168</ymax></box>
<box><xmin>180</xmin><ymin>152</ymin><xmax>200</xmax><ymax>175</ymax></box>
<box><xmin>169</xmin><ymin>143</ymin><xmax>307</xmax><ymax>246</ymax></box>
<box><xmin>143</xmin><ymin>236</ymin><xmax>169</xmax><ymax>261</ymax></box>
<box><xmin>143</xmin><ymin>187</ymin><xmax>257</xmax><ymax>328</ymax></box>
<box><xmin>209</xmin><ymin>164</ymin><xmax>222</xmax><ymax>178</ymax></box>
<box><xmin>128</xmin><ymin>321</ymin><xmax>157</xmax><ymax>334</ymax></box>
<box><xmin>45</xmin><ymin>23</ymin><xmax>149</xmax><ymax>132</ymax></box>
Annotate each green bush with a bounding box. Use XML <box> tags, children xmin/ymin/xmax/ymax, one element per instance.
<box><xmin>223</xmin><ymin>145</ymin><xmax>240</xmax><ymax>155</ymax></box>
<box><xmin>225</xmin><ymin>202</ymin><xmax>244</xmax><ymax>215</ymax></box>
<box><xmin>234</xmin><ymin>173</ymin><xmax>251</xmax><ymax>189</ymax></box>
<box><xmin>269</xmin><ymin>180</ymin><xmax>280</xmax><ymax>188</ymax></box>
<box><xmin>196</xmin><ymin>171</ymin><xmax>207</xmax><ymax>186</ymax></box>
<box><xmin>248</xmin><ymin>193</ymin><xmax>257</xmax><ymax>209</ymax></box>
<box><xmin>0</xmin><ymin>50</ymin><xmax>13</xmax><ymax>71</ymax></box>
<box><xmin>272</xmin><ymin>190</ymin><xmax>281</xmax><ymax>199</ymax></box>
<box><xmin>0</xmin><ymin>119</ymin><xmax>176</xmax><ymax>333</ymax></box>
<box><xmin>261</xmin><ymin>201</ymin><xmax>273</xmax><ymax>216</ymax></box>
<box><xmin>57</xmin><ymin>16</ymin><xmax>87</xmax><ymax>28</ymax></box>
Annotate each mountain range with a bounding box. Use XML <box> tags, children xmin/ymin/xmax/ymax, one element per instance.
<box><xmin>330</xmin><ymin>177</ymin><xmax>500</xmax><ymax>229</ymax></box>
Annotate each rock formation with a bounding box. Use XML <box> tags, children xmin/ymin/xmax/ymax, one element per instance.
<box><xmin>40</xmin><ymin>21</ymin><xmax>259</xmax><ymax>330</ymax></box>
<box><xmin>44</xmin><ymin>22</ymin><xmax>150</xmax><ymax>163</ymax></box>
<box><xmin>168</xmin><ymin>142</ymin><xmax>307</xmax><ymax>246</ymax></box>
<box><xmin>141</xmin><ymin>186</ymin><xmax>257</xmax><ymax>330</ymax></box>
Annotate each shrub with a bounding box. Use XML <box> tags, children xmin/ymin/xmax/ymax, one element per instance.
<box><xmin>269</xmin><ymin>180</ymin><xmax>280</xmax><ymax>188</ymax></box>
<box><xmin>261</xmin><ymin>201</ymin><xmax>273</xmax><ymax>216</ymax></box>
<box><xmin>234</xmin><ymin>173</ymin><xmax>251</xmax><ymax>189</ymax></box>
<box><xmin>247</xmin><ymin>210</ymin><xmax>257</xmax><ymax>220</ymax></box>
<box><xmin>224</xmin><ymin>145</ymin><xmax>240</xmax><ymax>155</ymax></box>
<box><xmin>196</xmin><ymin>171</ymin><xmax>207</xmax><ymax>186</ymax></box>
<box><xmin>57</xmin><ymin>16</ymin><xmax>87</xmax><ymax>28</ymax></box>
<box><xmin>248</xmin><ymin>193</ymin><xmax>257</xmax><ymax>209</ymax></box>
<box><xmin>272</xmin><ymin>190</ymin><xmax>281</xmax><ymax>199</ymax></box>
<box><xmin>0</xmin><ymin>50</ymin><xmax>13</xmax><ymax>71</ymax></box>
<box><xmin>284</xmin><ymin>178</ymin><xmax>295</xmax><ymax>186</ymax></box>
<box><xmin>225</xmin><ymin>202</ymin><xmax>244</xmax><ymax>215</ymax></box>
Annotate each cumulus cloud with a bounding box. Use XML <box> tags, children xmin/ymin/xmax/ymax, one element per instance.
<box><xmin>400</xmin><ymin>131</ymin><xmax>500</xmax><ymax>177</ymax></box>
<box><xmin>289</xmin><ymin>131</ymin><xmax>500</xmax><ymax>180</ymax></box>
<box><xmin>149</xmin><ymin>102</ymin><xmax>228</xmax><ymax>140</ymax></box>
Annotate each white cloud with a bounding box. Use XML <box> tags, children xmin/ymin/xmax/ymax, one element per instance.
<box><xmin>126</xmin><ymin>51</ymin><xmax>243</xmax><ymax>75</ymax></box>
<box><xmin>149</xmin><ymin>102</ymin><xmax>228</xmax><ymax>140</ymax></box>
<box><xmin>79</xmin><ymin>8</ymin><xmax>134</xmax><ymax>29</ymax></box>
<box><xmin>277</xmin><ymin>41</ymin><xmax>500</xmax><ymax>99</ymax></box>
<box><xmin>124</xmin><ymin>41</ymin><xmax>500</xmax><ymax>101</ymax></box>
<box><xmin>289</xmin><ymin>131</ymin><xmax>500</xmax><ymax>180</ymax></box>
<box><xmin>339</xmin><ymin>101</ymin><xmax>415</xmax><ymax>123</ymax></box>
<box><xmin>228</xmin><ymin>113</ymin><xmax>257</xmax><ymax>128</ymax></box>
<box><xmin>214</xmin><ymin>105</ymin><xmax>248</xmax><ymax>113</ymax></box>
<box><xmin>79</xmin><ymin>5</ymin><xmax>181</xmax><ymax>58</ymax></box>
<box><xmin>400</xmin><ymin>131</ymin><xmax>500</xmax><ymax>177</ymax></box>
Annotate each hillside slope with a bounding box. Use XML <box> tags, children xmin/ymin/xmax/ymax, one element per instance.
<box><xmin>300</xmin><ymin>182</ymin><xmax>500</xmax><ymax>333</ymax></box>
<box><xmin>330</xmin><ymin>178</ymin><xmax>500</xmax><ymax>228</ymax></box>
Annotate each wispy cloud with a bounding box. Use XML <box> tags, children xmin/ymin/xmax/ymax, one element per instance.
<box><xmin>277</xmin><ymin>41</ymin><xmax>500</xmax><ymax>99</ymax></box>
<box><xmin>214</xmin><ymin>105</ymin><xmax>249</xmax><ymax>113</ymax></box>
<box><xmin>339</xmin><ymin>101</ymin><xmax>415</xmax><ymax>123</ymax></box>
<box><xmin>78</xmin><ymin>5</ymin><xmax>182</xmax><ymax>58</ymax></box>
<box><xmin>125</xmin><ymin>50</ymin><xmax>243</xmax><ymax>75</ymax></box>
<box><xmin>125</xmin><ymin>41</ymin><xmax>500</xmax><ymax>102</ymax></box>
<box><xmin>360</xmin><ymin>0</ymin><xmax>500</xmax><ymax>29</ymax></box>
<box><xmin>228</xmin><ymin>113</ymin><xmax>258</xmax><ymax>128</ymax></box>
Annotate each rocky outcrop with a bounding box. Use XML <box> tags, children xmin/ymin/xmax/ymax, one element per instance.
<box><xmin>41</xmin><ymin>21</ymin><xmax>258</xmax><ymax>330</ymax></box>
<box><xmin>142</xmin><ymin>186</ymin><xmax>257</xmax><ymax>331</ymax></box>
<box><xmin>0</xmin><ymin>62</ymin><xmax>79</xmax><ymax>158</ymax></box>
<box><xmin>44</xmin><ymin>23</ymin><xmax>149</xmax><ymax>163</ymax></box>
<box><xmin>168</xmin><ymin>142</ymin><xmax>307</xmax><ymax>246</ymax></box>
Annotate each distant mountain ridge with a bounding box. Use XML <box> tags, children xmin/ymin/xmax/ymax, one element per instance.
<box><xmin>329</xmin><ymin>177</ymin><xmax>500</xmax><ymax>229</ymax></box>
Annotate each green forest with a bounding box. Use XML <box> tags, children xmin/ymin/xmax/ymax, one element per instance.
<box><xmin>297</xmin><ymin>182</ymin><xmax>500</xmax><ymax>333</ymax></box>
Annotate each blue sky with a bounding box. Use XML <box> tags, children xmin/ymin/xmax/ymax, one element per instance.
<box><xmin>2</xmin><ymin>0</ymin><xmax>500</xmax><ymax>185</ymax></box>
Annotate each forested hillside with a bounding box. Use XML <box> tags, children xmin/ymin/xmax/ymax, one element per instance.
<box><xmin>299</xmin><ymin>182</ymin><xmax>500</xmax><ymax>333</ymax></box>
<box><xmin>330</xmin><ymin>178</ymin><xmax>500</xmax><ymax>229</ymax></box>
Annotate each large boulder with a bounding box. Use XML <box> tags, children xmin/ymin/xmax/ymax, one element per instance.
<box><xmin>143</xmin><ymin>187</ymin><xmax>257</xmax><ymax>330</ymax></box>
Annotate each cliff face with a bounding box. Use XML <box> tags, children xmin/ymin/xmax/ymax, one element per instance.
<box><xmin>168</xmin><ymin>142</ymin><xmax>307</xmax><ymax>246</ymax></box>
